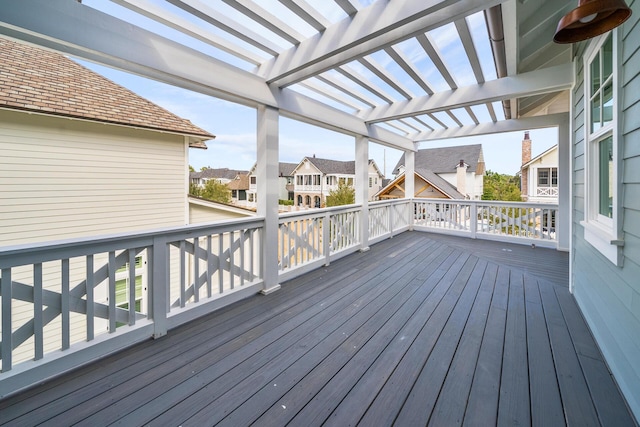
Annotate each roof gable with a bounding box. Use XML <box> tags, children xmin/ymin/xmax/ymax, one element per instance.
<box><xmin>0</xmin><ymin>37</ymin><xmax>214</xmax><ymax>145</ymax></box>
<box><xmin>522</xmin><ymin>145</ymin><xmax>558</xmax><ymax>168</ymax></box>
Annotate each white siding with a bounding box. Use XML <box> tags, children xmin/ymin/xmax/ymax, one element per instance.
<box><xmin>572</xmin><ymin>4</ymin><xmax>640</xmax><ymax>420</ymax></box>
<box><xmin>1</xmin><ymin>109</ymin><xmax>189</xmax><ymax>366</ymax></box>
<box><xmin>189</xmin><ymin>203</ymin><xmax>251</xmax><ymax>223</ymax></box>
<box><xmin>0</xmin><ymin>110</ymin><xmax>188</xmax><ymax>246</ymax></box>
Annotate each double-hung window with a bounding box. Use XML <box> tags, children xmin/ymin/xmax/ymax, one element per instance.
<box><xmin>582</xmin><ymin>31</ymin><xmax>623</xmax><ymax>265</ymax></box>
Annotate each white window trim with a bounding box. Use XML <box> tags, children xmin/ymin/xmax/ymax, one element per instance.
<box><xmin>580</xmin><ymin>30</ymin><xmax>624</xmax><ymax>266</ymax></box>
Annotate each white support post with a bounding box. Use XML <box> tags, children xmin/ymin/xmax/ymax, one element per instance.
<box><xmin>356</xmin><ymin>135</ymin><xmax>370</xmax><ymax>252</ymax></box>
<box><xmin>151</xmin><ymin>236</ymin><xmax>168</xmax><ymax>339</ymax></box>
<box><xmin>257</xmin><ymin>105</ymin><xmax>281</xmax><ymax>295</ymax></box>
<box><xmin>557</xmin><ymin>119</ymin><xmax>570</xmax><ymax>251</ymax></box>
<box><xmin>470</xmin><ymin>202</ymin><xmax>478</xmax><ymax>239</ymax></box>
<box><xmin>405</xmin><ymin>145</ymin><xmax>416</xmax><ymax>230</ymax></box>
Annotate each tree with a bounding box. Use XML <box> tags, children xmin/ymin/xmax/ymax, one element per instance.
<box><xmin>325</xmin><ymin>181</ymin><xmax>355</xmax><ymax>207</ymax></box>
<box><xmin>188</xmin><ymin>165</ymin><xmax>195</xmax><ymax>172</ymax></box>
<box><xmin>188</xmin><ymin>182</ymin><xmax>202</xmax><ymax>197</ymax></box>
<box><xmin>201</xmin><ymin>179</ymin><xmax>232</xmax><ymax>203</ymax></box>
<box><xmin>190</xmin><ymin>179</ymin><xmax>231</xmax><ymax>204</ymax></box>
<box><xmin>482</xmin><ymin>170</ymin><xmax>522</xmax><ymax>202</ymax></box>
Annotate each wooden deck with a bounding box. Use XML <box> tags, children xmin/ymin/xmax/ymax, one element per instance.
<box><xmin>0</xmin><ymin>231</ymin><xmax>635</xmax><ymax>426</ymax></box>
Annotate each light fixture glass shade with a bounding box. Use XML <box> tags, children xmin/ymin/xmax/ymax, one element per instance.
<box><xmin>554</xmin><ymin>0</ymin><xmax>632</xmax><ymax>44</ymax></box>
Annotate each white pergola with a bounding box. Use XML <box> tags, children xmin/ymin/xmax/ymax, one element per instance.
<box><xmin>0</xmin><ymin>0</ymin><xmax>575</xmax><ymax>290</ymax></box>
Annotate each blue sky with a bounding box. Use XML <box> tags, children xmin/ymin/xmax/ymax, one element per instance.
<box><xmin>77</xmin><ymin>0</ymin><xmax>558</xmax><ymax>176</ymax></box>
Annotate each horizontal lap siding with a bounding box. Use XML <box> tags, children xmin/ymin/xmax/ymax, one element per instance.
<box><xmin>0</xmin><ymin>109</ymin><xmax>187</xmax><ymax>366</ymax></box>
<box><xmin>572</xmin><ymin>3</ymin><xmax>640</xmax><ymax>421</ymax></box>
<box><xmin>0</xmin><ymin>109</ymin><xmax>187</xmax><ymax>246</ymax></box>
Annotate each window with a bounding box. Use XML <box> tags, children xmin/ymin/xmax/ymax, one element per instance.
<box><xmin>296</xmin><ymin>175</ymin><xmax>303</xmax><ymax>185</ymax></box>
<box><xmin>369</xmin><ymin>177</ymin><xmax>372</xmax><ymax>188</ymax></box>
<box><xmin>250</xmin><ymin>176</ymin><xmax>256</xmax><ymax>185</ymax></box>
<box><xmin>582</xmin><ymin>32</ymin><xmax>623</xmax><ymax>265</ymax></box>
<box><xmin>537</xmin><ymin>168</ymin><xmax>558</xmax><ymax>187</ymax></box>
<box><xmin>538</xmin><ymin>169</ymin><xmax>549</xmax><ymax>186</ymax></box>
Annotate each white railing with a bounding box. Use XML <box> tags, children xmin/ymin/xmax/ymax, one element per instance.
<box><xmin>293</xmin><ymin>185</ymin><xmax>322</xmax><ymax>192</ymax></box>
<box><xmin>277</xmin><ymin>205</ymin><xmax>361</xmax><ymax>281</ymax></box>
<box><xmin>413</xmin><ymin>199</ymin><xmax>558</xmax><ymax>247</ymax></box>
<box><xmin>368</xmin><ymin>199</ymin><xmax>412</xmax><ymax>244</ymax></box>
<box><xmin>0</xmin><ymin>198</ymin><xmax>561</xmax><ymax>397</ymax></box>
<box><xmin>0</xmin><ymin>217</ymin><xmax>263</xmax><ymax>393</ymax></box>
<box><xmin>536</xmin><ymin>187</ymin><xmax>559</xmax><ymax>197</ymax></box>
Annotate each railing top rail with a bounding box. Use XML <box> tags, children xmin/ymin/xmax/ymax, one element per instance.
<box><xmin>279</xmin><ymin>204</ymin><xmax>363</xmax><ymax>220</ymax></box>
<box><xmin>368</xmin><ymin>199</ymin><xmax>412</xmax><ymax>207</ymax></box>
<box><xmin>0</xmin><ymin>217</ymin><xmax>265</xmax><ymax>268</ymax></box>
<box><xmin>413</xmin><ymin>198</ymin><xmax>558</xmax><ymax>210</ymax></box>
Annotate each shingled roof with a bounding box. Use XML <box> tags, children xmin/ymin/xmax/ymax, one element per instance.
<box><xmin>393</xmin><ymin>144</ymin><xmax>484</xmax><ymax>175</ymax></box>
<box><xmin>191</xmin><ymin>168</ymin><xmax>249</xmax><ymax>181</ymax></box>
<box><xmin>0</xmin><ymin>37</ymin><xmax>214</xmax><ymax>147</ymax></box>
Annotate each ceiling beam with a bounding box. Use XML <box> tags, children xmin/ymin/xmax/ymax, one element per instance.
<box><xmin>112</xmin><ymin>0</ymin><xmax>264</xmax><ymax>65</ymax></box>
<box><xmin>413</xmin><ymin>113</ymin><xmax>569</xmax><ymax>141</ymax></box>
<box><xmin>0</xmin><ymin>0</ymin><xmax>414</xmax><ymax>150</ymax></box>
<box><xmin>220</xmin><ymin>0</ymin><xmax>305</xmax><ymax>46</ymax></box>
<box><xmin>166</xmin><ymin>0</ymin><xmax>282</xmax><ymax>56</ymax></box>
<box><xmin>454</xmin><ymin>18</ymin><xmax>484</xmax><ymax>83</ymax></box>
<box><xmin>333</xmin><ymin>0</ymin><xmax>358</xmax><ymax>17</ymax></box>
<box><xmin>361</xmin><ymin>63</ymin><xmax>574</xmax><ymax>123</ymax></box>
<box><xmin>260</xmin><ymin>0</ymin><xmax>506</xmax><ymax>87</ymax></box>
<box><xmin>278</xmin><ymin>0</ymin><xmax>331</xmax><ymax>32</ymax></box>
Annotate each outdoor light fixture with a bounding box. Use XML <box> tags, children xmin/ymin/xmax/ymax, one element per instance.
<box><xmin>554</xmin><ymin>0</ymin><xmax>632</xmax><ymax>44</ymax></box>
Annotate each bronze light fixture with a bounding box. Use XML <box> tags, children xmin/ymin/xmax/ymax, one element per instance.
<box><xmin>554</xmin><ymin>0</ymin><xmax>632</xmax><ymax>44</ymax></box>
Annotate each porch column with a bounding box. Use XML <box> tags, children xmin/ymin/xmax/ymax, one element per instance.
<box><xmin>405</xmin><ymin>147</ymin><xmax>415</xmax><ymax>198</ymax></box>
<box><xmin>257</xmin><ymin>105</ymin><xmax>281</xmax><ymax>294</ymax></box>
<box><xmin>355</xmin><ymin>135</ymin><xmax>369</xmax><ymax>251</ymax></box>
<box><xmin>557</xmin><ymin>118</ymin><xmax>570</xmax><ymax>251</ymax></box>
<box><xmin>405</xmin><ymin>146</ymin><xmax>416</xmax><ymax>230</ymax></box>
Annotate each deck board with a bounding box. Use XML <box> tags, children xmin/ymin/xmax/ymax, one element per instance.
<box><xmin>0</xmin><ymin>231</ymin><xmax>635</xmax><ymax>427</ymax></box>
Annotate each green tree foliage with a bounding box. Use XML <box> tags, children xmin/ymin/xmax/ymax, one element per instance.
<box><xmin>325</xmin><ymin>181</ymin><xmax>355</xmax><ymax>207</ymax></box>
<box><xmin>189</xmin><ymin>182</ymin><xmax>201</xmax><ymax>197</ymax></box>
<box><xmin>188</xmin><ymin>165</ymin><xmax>195</xmax><ymax>172</ymax></box>
<box><xmin>190</xmin><ymin>179</ymin><xmax>231</xmax><ymax>204</ymax></box>
<box><xmin>482</xmin><ymin>170</ymin><xmax>522</xmax><ymax>202</ymax></box>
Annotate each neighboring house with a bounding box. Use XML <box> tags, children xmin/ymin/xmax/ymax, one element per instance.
<box><xmin>291</xmin><ymin>156</ymin><xmax>384</xmax><ymax>208</ymax></box>
<box><xmin>190</xmin><ymin>167</ymin><xmax>249</xmax><ymax>187</ymax></box>
<box><xmin>227</xmin><ymin>173</ymin><xmax>250</xmax><ymax>204</ymax></box>
<box><xmin>0</xmin><ymin>37</ymin><xmax>214</xmax><ymax>363</ymax></box>
<box><xmin>520</xmin><ymin>132</ymin><xmax>558</xmax><ymax>203</ymax></box>
<box><xmin>376</xmin><ymin>144</ymin><xmax>485</xmax><ymax>200</ymax></box>
<box><xmin>246</xmin><ymin>161</ymin><xmax>297</xmax><ymax>205</ymax></box>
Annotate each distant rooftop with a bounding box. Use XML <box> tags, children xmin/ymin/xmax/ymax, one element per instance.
<box><xmin>0</xmin><ymin>37</ymin><xmax>214</xmax><ymax>146</ymax></box>
<box><xmin>393</xmin><ymin>145</ymin><xmax>484</xmax><ymax>175</ymax></box>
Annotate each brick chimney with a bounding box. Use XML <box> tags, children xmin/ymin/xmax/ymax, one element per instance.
<box><xmin>521</xmin><ymin>131</ymin><xmax>532</xmax><ymax>198</ymax></box>
<box><xmin>456</xmin><ymin>159</ymin><xmax>467</xmax><ymax>198</ymax></box>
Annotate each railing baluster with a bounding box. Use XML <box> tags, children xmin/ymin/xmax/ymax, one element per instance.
<box><xmin>229</xmin><ymin>231</ymin><xmax>235</xmax><ymax>290</ymax></box>
<box><xmin>179</xmin><ymin>241</ymin><xmax>186</xmax><ymax>307</ymax></box>
<box><xmin>249</xmin><ymin>229</ymin><xmax>255</xmax><ymax>282</ymax></box>
<box><xmin>193</xmin><ymin>237</ymin><xmax>200</xmax><ymax>302</ymax></box>
<box><xmin>218</xmin><ymin>233</ymin><xmax>224</xmax><ymax>294</ymax></box>
<box><xmin>108</xmin><ymin>252</ymin><xmax>116</xmax><ymax>333</ymax></box>
<box><xmin>128</xmin><ymin>249</ymin><xmax>136</xmax><ymax>326</ymax></box>
<box><xmin>34</xmin><ymin>263</ymin><xmax>43</xmax><ymax>360</ymax></box>
<box><xmin>62</xmin><ymin>258</ymin><xmax>70</xmax><ymax>350</ymax></box>
<box><xmin>239</xmin><ymin>231</ymin><xmax>245</xmax><ymax>287</ymax></box>
<box><xmin>207</xmin><ymin>235</ymin><xmax>213</xmax><ymax>298</ymax></box>
<box><xmin>86</xmin><ymin>255</ymin><xmax>94</xmax><ymax>341</ymax></box>
<box><xmin>2</xmin><ymin>268</ymin><xmax>13</xmax><ymax>372</ymax></box>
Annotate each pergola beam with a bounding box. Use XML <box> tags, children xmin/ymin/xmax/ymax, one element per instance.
<box><xmin>261</xmin><ymin>0</ymin><xmax>506</xmax><ymax>87</ymax></box>
<box><xmin>413</xmin><ymin>113</ymin><xmax>569</xmax><ymax>141</ymax></box>
<box><xmin>0</xmin><ymin>0</ymin><xmax>414</xmax><ymax>150</ymax></box>
<box><xmin>362</xmin><ymin>63</ymin><xmax>574</xmax><ymax>123</ymax></box>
